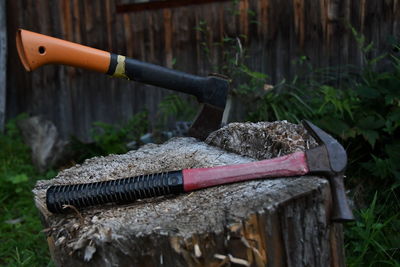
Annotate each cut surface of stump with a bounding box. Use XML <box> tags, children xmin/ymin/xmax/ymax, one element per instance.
<box><xmin>33</xmin><ymin>121</ymin><xmax>345</xmax><ymax>267</ymax></box>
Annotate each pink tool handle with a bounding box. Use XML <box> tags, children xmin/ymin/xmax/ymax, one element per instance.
<box><xmin>183</xmin><ymin>151</ymin><xmax>309</xmax><ymax>192</ymax></box>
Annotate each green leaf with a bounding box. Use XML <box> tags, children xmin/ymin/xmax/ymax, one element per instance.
<box><xmin>317</xmin><ymin>118</ymin><xmax>350</xmax><ymax>138</ymax></box>
<box><xmin>358</xmin><ymin>129</ymin><xmax>379</xmax><ymax>147</ymax></box>
<box><xmin>171</xmin><ymin>58</ymin><xmax>177</xmax><ymax>67</ymax></box>
<box><xmin>240</xmin><ymin>65</ymin><xmax>268</xmax><ymax>80</ymax></box>
<box><xmin>356</xmin><ymin>115</ymin><xmax>385</xmax><ymax>130</ymax></box>
<box><xmin>362</xmin><ymin>155</ymin><xmax>394</xmax><ymax>180</ymax></box>
<box><xmin>288</xmin><ymin>92</ymin><xmax>314</xmax><ymax>115</ymax></box>
<box><xmin>385</xmin><ymin>143</ymin><xmax>400</xmax><ymax>179</ymax></box>
<box><xmin>7</xmin><ymin>174</ymin><xmax>29</xmax><ymax>184</ymax></box>
<box><xmin>223</xmin><ymin>37</ymin><xmax>234</xmax><ymax>42</ymax></box>
<box><xmin>15</xmin><ymin>187</ymin><xmax>23</xmax><ymax>193</ymax></box>
<box><xmin>346</xmin><ymin>128</ymin><xmax>358</xmax><ymax>139</ymax></box>
<box><xmin>356</xmin><ymin>86</ymin><xmax>381</xmax><ymax>99</ymax></box>
<box><xmin>387</xmin><ymin>108</ymin><xmax>400</xmax><ymax>122</ymax></box>
<box><xmin>362</xmin><ymin>42</ymin><xmax>374</xmax><ymax>53</ymax></box>
<box><xmin>385</xmin><ymin>142</ymin><xmax>400</xmax><ymax>160</ymax></box>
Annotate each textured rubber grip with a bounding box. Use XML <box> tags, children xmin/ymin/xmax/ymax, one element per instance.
<box><xmin>46</xmin><ymin>171</ymin><xmax>184</xmax><ymax>213</ymax></box>
<box><xmin>107</xmin><ymin>54</ymin><xmax>229</xmax><ymax>109</ymax></box>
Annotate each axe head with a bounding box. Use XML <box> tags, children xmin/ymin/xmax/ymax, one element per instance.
<box><xmin>302</xmin><ymin>120</ymin><xmax>347</xmax><ymax>174</ymax></box>
<box><xmin>302</xmin><ymin>120</ymin><xmax>354</xmax><ymax>222</ymax></box>
<box><xmin>188</xmin><ymin>104</ymin><xmax>225</xmax><ymax>140</ymax></box>
<box><xmin>187</xmin><ymin>76</ymin><xmax>230</xmax><ymax>140</ymax></box>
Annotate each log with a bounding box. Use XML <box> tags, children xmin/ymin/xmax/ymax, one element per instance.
<box><xmin>33</xmin><ymin>121</ymin><xmax>346</xmax><ymax>266</ymax></box>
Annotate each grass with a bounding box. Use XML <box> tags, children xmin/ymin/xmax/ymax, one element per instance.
<box><xmin>345</xmin><ymin>192</ymin><xmax>400</xmax><ymax>266</ymax></box>
<box><xmin>0</xmin><ymin>112</ymin><xmax>149</xmax><ymax>266</ymax></box>
<box><xmin>0</xmin><ymin>117</ymin><xmax>54</xmax><ymax>266</ymax></box>
<box><xmin>241</xmin><ymin>55</ymin><xmax>400</xmax><ymax>265</ymax></box>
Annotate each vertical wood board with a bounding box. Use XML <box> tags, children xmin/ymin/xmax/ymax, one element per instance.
<box><xmin>0</xmin><ymin>0</ymin><xmax>6</xmax><ymax>132</ymax></box>
<box><xmin>5</xmin><ymin>0</ymin><xmax>400</xmax><ymax>140</ymax></box>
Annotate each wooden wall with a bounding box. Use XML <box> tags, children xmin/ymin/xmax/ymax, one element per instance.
<box><xmin>5</xmin><ymin>0</ymin><xmax>400</xmax><ymax>140</ymax></box>
<box><xmin>0</xmin><ymin>0</ymin><xmax>6</xmax><ymax>132</ymax></box>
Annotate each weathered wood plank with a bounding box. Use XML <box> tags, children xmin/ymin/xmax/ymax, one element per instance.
<box><xmin>0</xmin><ymin>0</ymin><xmax>6</xmax><ymax>132</ymax></box>
<box><xmin>5</xmin><ymin>0</ymin><xmax>400</xmax><ymax>140</ymax></box>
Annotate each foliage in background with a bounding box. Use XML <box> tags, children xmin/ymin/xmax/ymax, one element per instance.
<box><xmin>196</xmin><ymin>12</ymin><xmax>399</xmax><ymax>265</ymax></box>
<box><xmin>0</xmin><ymin>115</ymin><xmax>54</xmax><ymax>266</ymax></box>
<box><xmin>195</xmin><ymin>15</ymin><xmax>268</xmax><ymax>98</ymax></box>
<box><xmin>235</xmin><ymin>43</ymin><xmax>400</xmax><ymax>266</ymax></box>
<box><xmin>0</xmin><ymin>111</ymin><xmax>149</xmax><ymax>265</ymax></box>
<box><xmin>71</xmin><ymin>111</ymin><xmax>149</xmax><ymax>163</ymax></box>
<box><xmin>345</xmin><ymin>192</ymin><xmax>400</xmax><ymax>266</ymax></box>
<box><xmin>156</xmin><ymin>94</ymin><xmax>198</xmax><ymax>128</ymax></box>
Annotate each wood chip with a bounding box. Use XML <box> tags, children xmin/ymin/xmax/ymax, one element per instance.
<box><xmin>194</xmin><ymin>244</ymin><xmax>202</xmax><ymax>258</ymax></box>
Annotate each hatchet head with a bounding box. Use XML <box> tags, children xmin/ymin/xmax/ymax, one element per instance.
<box><xmin>302</xmin><ymin>120</ymin><xmax>354</xmax><ymax>222</ymax></box>
<box><xmin>302</xmin><ymin>120</ymin><xmax>347</xmax><ymax>175</ymax></box>
<box><xmin>187</xmin><ymin>75</ymin><xmax>229</xmax><ymax>140</ymax></box>
<box><xmin>15</xmin><ymin>29</ymin><xmax>230</xmax><ymax>141</ymax></box>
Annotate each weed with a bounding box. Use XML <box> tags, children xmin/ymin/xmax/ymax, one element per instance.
<box><xmin>157</xmin><ymin>94</ymin><xmax>198</xmax><ymax>127</ymax></box>
<box><xmin>346</xmin><ymin>192</ymin><xmax>400</xmax><ymax>266</ymax></box>
<box><xmin>0</xmin><ymin>116</ymin><xmax>54</xmax><ymax>266</ymax></box>
<box><xmin>71</xmin><ymin>111</ymin><xmax>149</xmax><ymax>162</ymax></box>
<box><xmin>196</xmin><ymin>13</ymin><xmax>400</xmax><ymax>264</ymax></box>
<box><xmin>1</xmin><ymin>111</ymin><xmax>149</xmax><ymax>265</ymax></box>
<box><xmin>242</xmin><ymin>37</ymin><xmax>400</xmax><ymax>266</ymax></box>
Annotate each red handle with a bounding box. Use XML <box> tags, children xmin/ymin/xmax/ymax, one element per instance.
<box><xmin>183</xmin><ymin>151</ymin><xmax>309</xmax><ymax>191</ymax></box>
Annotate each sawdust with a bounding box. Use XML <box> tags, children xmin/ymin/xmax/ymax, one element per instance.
<box><xmin>206</xmin><ymin>121</ymin><xmax>318</xmax><ymax>160</ymax></box>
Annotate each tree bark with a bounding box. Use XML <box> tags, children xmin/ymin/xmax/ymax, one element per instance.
<box><xmin>33</xmin><ymin>121</ymin><xmax>346</xmax><ymax>266</ymax></box>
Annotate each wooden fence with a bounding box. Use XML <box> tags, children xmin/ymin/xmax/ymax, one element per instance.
<box><xmin>5</xmin><ymin>0</ymin><xmax>400</xmax><ymax>140</ymax></box>
<box><xmin>0</xmin><ymin>0</ymin><xmax>6</xmax><ymax>132</ymax></box>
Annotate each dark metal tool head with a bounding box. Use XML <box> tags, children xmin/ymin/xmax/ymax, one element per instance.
<box><xmin>302</xmin><ymin>120</ymin><xmax>354</xmax><ymax>222</ymax></box>
<box><xmin>188</xmin><ymin>103</ymin><xmax>225</xmax><ymax>140</ymax></box>
<box><xmin>302</xmin><ymin>120</ymin><xmax>347</xmax><ymax>174</ymax></box>
<box><xmin>15</xmin><ymin>29</ymin><xmax>230</xmax><ymax>141</ymax></box>
<box><xmin>187</xmin><ymin>76</ymin><xmax>230</xmax><ymax>140</ymax></box>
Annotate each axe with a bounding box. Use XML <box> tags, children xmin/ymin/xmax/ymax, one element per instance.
<box><xmin>46</xmin><ymin>120</ymin><xmax>354</xmax><ymax>222</ymax></box>
<box><xmin>16</xmin><ymin>29</ymin><xmax>229</xmax><ymax>140</ymax></box>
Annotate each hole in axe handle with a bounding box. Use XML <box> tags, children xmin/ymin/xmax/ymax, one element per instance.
<box><xmin>38</xmin><ymin>46</ymin><xmax>46</xmax><ymax>54</ymax></box>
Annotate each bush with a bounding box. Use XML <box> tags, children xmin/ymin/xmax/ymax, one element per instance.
<box><xmin>0</xmin><ymin>112</ymin><xmax>149</xmax><ymax>265</ymax></box>
<box><xmin>240</xmin><ymin>48</ymin><xmax>400</xmax><ymax>266</ymax></box>
<box><xmin>70</xmin><ymin>111</ymin><xmax>149</xmax><ymax>162</ymax></box>
<box><xmin>195</xmin><ymin>10</ymin><xmax>399</xmax><ymax>264</ymax></box>
<box><xmin>0</xmin><ymin>116</ymin><xmax>55</xmax><ymax>266</ymax></box>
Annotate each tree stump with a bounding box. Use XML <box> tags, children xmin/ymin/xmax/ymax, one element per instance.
<box><xmin>33</xmin><ymin>121</ymin><xmax>346</xmax><ymax>267</ymax></box>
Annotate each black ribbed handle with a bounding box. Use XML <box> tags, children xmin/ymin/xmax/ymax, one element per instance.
<box><xmin>108</xmin><ymin>54</ymin><xmax>229</xmax><ymax>109</ymax></box>
<box><xmin>46</xmin><ymin>171</ymin><xmax>184</xmax><ymax>213</ymax></box>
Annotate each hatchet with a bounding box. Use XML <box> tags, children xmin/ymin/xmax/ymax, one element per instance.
<box><xmin>46</xmin><ymin>120</ymin><xmax>354</xmax><ymax>222</ymax></box>
<box><xmin>16</xmin><ymin>29</ymin><xmax>229</xmax><ymax>140</ymax></box>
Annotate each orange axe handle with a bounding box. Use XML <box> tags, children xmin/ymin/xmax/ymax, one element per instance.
<box><xmin>16</xmin><ymin>29</ymin><xmax>228</xmax><ymax>114</ymax></box>
<box><xmin>17</xmin><ymin>29</ymin><xmax>110</xmax><ymax>73</ymax></box>
<box><xmin>16</xmin><ymin>29</ymin><xmax>230</xmax><ymax>141</ymax></box>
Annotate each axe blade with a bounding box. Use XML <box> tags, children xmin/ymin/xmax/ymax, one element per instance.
<box><xmin>16</xmin><ymin>29</ymin><xmax>230</xmax><ymax>141</ymax></box>
<box><xmin>187</xmin><ymin>104</ymin><xmax>224</xmax><ymax>140</ymax></box>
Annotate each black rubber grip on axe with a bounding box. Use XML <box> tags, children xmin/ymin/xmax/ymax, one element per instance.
<box><xmin>46</xmin><ymin>171</ymin><xmax>184</xmax><ymax>213</ymax></box>
<box><xmin>108</xmin><ymin>54</ymin><xmax>229</xmax><ymax>109</ymax></box>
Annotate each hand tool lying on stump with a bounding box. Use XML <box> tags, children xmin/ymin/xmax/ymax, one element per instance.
<box><xmin>16</xmin><ymin>29</ymin><xmax>229</xmax><ymax>140</ymax></box>
<box><xmin>46</xmin><ymin>120</ymin><xmax>354</xmax><ymax>222</ymax></box>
